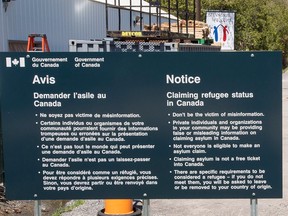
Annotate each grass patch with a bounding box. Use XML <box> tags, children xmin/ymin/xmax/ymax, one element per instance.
<box><xmin>52</xmin><ymin>200</ymin><xmax>85</xmax><ymax>216</ymax></box>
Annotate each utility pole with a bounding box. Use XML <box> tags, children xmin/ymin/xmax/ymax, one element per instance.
<box><xmin>195</xmin><ymin>0</ymin><xmax>201</xmax><ymax>21</ymax></box>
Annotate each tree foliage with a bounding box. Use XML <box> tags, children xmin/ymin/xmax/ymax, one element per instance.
<box><xmin>161</xmin><ymin>0</ymin><xmax>288</xmax><ymax>67</ymax></box>
<box><xmin>160</xmin><ymin>1</ymin><xmax>194</xmax><ymax>19</ymax></box>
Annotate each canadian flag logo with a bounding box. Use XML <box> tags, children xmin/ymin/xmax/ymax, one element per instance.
<box><xmin>6</xmin><ymin>57</ymin><xmax>25</xmax><ymax>67</ymax></box>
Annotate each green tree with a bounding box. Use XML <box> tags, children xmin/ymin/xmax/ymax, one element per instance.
<box><xmin>160</xmin><ymin>0</ymin><xmax>194</xmax><ymax>19</ymax></box>
<box><xmin>202</xmin><ymin>0</ymin><xmax>288</xmax><ymax>67</ymax></box>
<box><xmin>160</xmin><ymin>0</ymin><xmax>288</xmax><ymax>67</ymax></box>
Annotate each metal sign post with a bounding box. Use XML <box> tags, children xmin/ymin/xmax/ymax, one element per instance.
<box><xmin>250</xmin><ymin>198</ymin><xmax>258</xmax><ymax>216</ymax></box>
<box><xmin>142</xmin><ymin>199</ymin><xmax>150</xmax><ymax>216</ymax></box>
<box><xmin>34</xmin><ymin>200</ymin><xmax>41</xmax><ymax>216</ymax></box>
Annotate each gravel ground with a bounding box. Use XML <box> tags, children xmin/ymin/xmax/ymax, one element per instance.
<box><xmin>61</xmin><ymin>200</ymin><xmax>104</xmax><ymax>216</ymax></box>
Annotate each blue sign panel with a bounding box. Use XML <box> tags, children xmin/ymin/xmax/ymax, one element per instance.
<box><xmin>0</xmin><ymin>52</ymin><xmax>282</xmax><ymax>199</ymax></box>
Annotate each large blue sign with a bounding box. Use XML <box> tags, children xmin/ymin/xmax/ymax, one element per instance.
<box><xmin>0</xmin><ymin>52</ymin><xmax>282</xmax><ymax>199</ymax></box>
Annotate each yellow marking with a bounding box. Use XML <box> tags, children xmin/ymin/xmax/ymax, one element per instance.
<box><xmin>121</xmin><ymin>31</ymin><xmax>142</xmax><ymax>37</ymax></box>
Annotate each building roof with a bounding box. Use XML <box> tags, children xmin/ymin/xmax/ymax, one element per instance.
<box><xmin>92</xmin><ymin>0</ymin><xmax>177</xmax><ymax>19</ymax></box>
